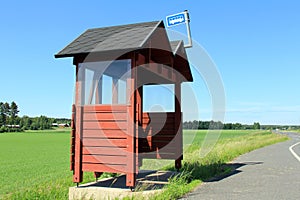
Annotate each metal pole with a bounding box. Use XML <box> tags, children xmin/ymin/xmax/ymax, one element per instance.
<box><xmin>184</xmin><ymin>10</ymin><xmax>193</xmax><ymax>48</ymax></box>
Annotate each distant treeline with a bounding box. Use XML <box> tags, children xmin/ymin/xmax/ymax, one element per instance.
<box><xmin>183</xmin><ymin>120</ymin><xmax>300</xmax><ymax>130</ymax></box>
<box><xmin>0</xmin><ymin>101</ymin><xmax>70</xmax><ymax>133</ymax></box>
<box><xmin>183</xmin><ymin>120</ymin><xmax>261</xmax><ymax>130</ymax></box>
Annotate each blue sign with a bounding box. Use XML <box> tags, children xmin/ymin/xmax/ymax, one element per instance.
<box><xmin>166</xmin><ymin>12</ymin><xmax>187</xmax><ymax>27</ymax></box>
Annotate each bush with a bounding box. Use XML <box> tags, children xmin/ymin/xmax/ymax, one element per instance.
<box><xmin>0</xmin><ymin>126</ymin><xmax>7</xmax><ymax>133</ymax></box>
<box><xmin>0</xmin><ymin>126</ymin><xmax>23</xmax><ymax>133</ymax></box>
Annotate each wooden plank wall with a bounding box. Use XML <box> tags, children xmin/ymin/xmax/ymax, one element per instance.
<box><xmin>140</xmin><ymin>112</ymin><xmax>182</xmax><ymax>159</ymax></box>
<box><xmin>81</xmin><ymin>105</ymin><xmax>129</xmax><ymax>173</ymax></box>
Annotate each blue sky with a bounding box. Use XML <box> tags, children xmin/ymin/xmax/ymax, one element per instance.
<box><xmin>0</xmin><ymin>0</ymin><xmax>299</xmax><ymax>125</ymax></box>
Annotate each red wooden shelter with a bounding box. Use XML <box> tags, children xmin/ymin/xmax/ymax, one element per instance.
<box><xmin>55</xmin><ymin>20</ymin><xmax>193</xmax><ymax>188</ymax></box>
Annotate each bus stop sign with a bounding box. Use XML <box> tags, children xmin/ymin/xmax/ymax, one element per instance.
<box><xmin>166</xmin><ymin>12</ymin><xmax>187</xmax><ymax>27</ymax></box>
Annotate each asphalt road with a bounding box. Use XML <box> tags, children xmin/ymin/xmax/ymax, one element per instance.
<box><xmin>182</xmin><ymin>132</ymin><xmax>300</xmax><ymax>200</ymax></box>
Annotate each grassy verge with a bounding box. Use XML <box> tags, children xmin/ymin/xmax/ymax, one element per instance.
<box><xmin>148</xmin><ymin>130</ymin><xmax>288</xmax><ymax>200</ymax></box>
<box><xmin>284</xmin><ymin>129</ymin><xmax>300</xmax><ymax>133</ymax></box>
<box><xmin>279</xmin><ymin>129</ymin><xmax>300</xmax><ymax>135</ymax></box>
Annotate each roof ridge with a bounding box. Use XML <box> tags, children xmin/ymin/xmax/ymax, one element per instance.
<box><xmin>139</xmin><ymin>20</ymin><xmax>163</xmax><ymax>47</ymax></box>
<box><xmin>86</xmin><ymin>20</ymin><xmax>161</xmax><ymax>31</ymax></box>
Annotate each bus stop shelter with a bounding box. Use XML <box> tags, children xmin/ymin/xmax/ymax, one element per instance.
<box><xmin>55</xmin><ymin>20</ymin><xmax>193</xmax><ymax>188</ymax></box>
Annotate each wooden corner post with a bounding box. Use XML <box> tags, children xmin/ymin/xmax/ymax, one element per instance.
<box><xmin>126</xmin><ymin>53</ymin><xmax>137</xmax><ymax>187</ymax></box>
<box><xmin>73</xmin><ymin>63</ymin><xmax>84</xmax><ymax>183</ymax></box>
<box><xmin>175</xmin><ymin>80</ymin><xmax>183</xmax><ymax>170</ymax></box>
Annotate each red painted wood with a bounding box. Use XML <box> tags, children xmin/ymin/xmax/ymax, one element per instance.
<box><xmin>82</xmin><ymin>129</ymin><xmax>127</xmax><ymax>139</ymax></box>
<box><xmin>82</xmin><ymin>138</ymin><xmax>127</xmax><ymax>147</ymax></box>
<box><xmin>82</xmin><ymin>155</ymin><xmax>127</xmax><ymax>164</ymax></box>
<box><xmin>145</xmin><ymin>129</ymin><xmax>176</xmax><ymax>137</ymax></box>
<box><xmin>145</xmin><ymin>60</ymin><xmax>176</xmax><ymax>83</ymax></box>
<box><xmin>70</xmin><ymin>104</ymin><xmax>76</xmax><ymax>171</ymax></box>
<box><xmin>73</xmin><ymin>63</ymin><xmax>84</xmax><ymax>183</ymax></box>
<box><xmin>145</xmin><ymin>129</ymin><xmax>177</xmax><ymax>135</ymax></box>
<box><xmin>151</xmin><ymin>136</ymin><xmax>177</xmax><ymax>141</ymax></box>
<box><xmin>139</xmin><ymin>111</ymin><xmax>182</xmax><ymax>161</ymax></box>
<box><xmin>82</xmin><ymin>146</ymin><xmax>127</xmax><ymax>156</ymax></box>
<box><xmin>73</xmin><ymin>52</ymin><xmax>132</xmax><ymax>64</ymax></box>
<box><xmin>112</xmin><ymin>78</ymin><xmax>119</xmax><ymax>104</ymax></box>
<box><xmin>74</xmin><ymin>106</ymin><xmax>83</xmax><ymax>183</ymax></box>
<box><xmin>83</xmin><ymin>112</ymin><xmax>127</xmax><ymax>121</ymax></box>
<box><xmin>70</xmin><ymin>137</ymin><xmax>75</xmax><ymax>171</ymax></box>
<box><xmin>151</xmin><ymin>142</ymin><xmax>174</xmax><ymax>149</ymax></box>
<box><xmin>65</xmin><ymin>38</ymin><xmax>187</xmax><ymax>188</ymax></box>
<box><xmin>139</xmin><ymin>145</ymin><xmax>177</xmax><ymax>152</ymax></box>
<box><xmin>135</xmin><ymin>53</ymin><xmax>145</xmax><ymax>176</ymax></box>
<box><xmin>87</xmin><ymin>73</ymin><xmax>97</xmax><ymax>104</ymax></box>
<box><xmin>140</xmin><ymin>152</ymin><xmax>177</xmax><ymax>159</ymax></box>
<box><xmin>126</xmin><ymin>59</ymin><xmax>136</xmax><ymax>187</ymax></box>
<box><xmin>82</xmin><ymin>163</ymin><xmax>127</xmax><ymax>174</ymax></box>
<box><xmin>68</xmin><ymin>47</ymin><xmax>185</xmax><ymax>186</ymax></box>
<box><xmin>83</xmin><ymin>121</ymin><xmax>127</xmax><ymax>130</ymax></box>
<box><xmin>142</xmin><ymin>112</ymin><xmax>175</xmax><ymax>122</ymax></box>
<box><xmin>142</xmin><ymin>120</ymin><xmax>175</xmax><ymax>126</ymax></box>
<box><xmin>142</xmin><ymin>123</ymin><xmax>175</xmax><ymax>130</ymax></box>
<box><xmin>174</xmin><ymin>82</ymin><xmax>183</xmax><ymax>170</ymax></box>
<box><xmin>139</xmin><ymin>137</ymin><xmax>177</xmax><ymax>145</ymax></box>
<box><xmin>83</xmin><ymin>105</ymin><xmax>127</xmax><ymax>112</ymax></box>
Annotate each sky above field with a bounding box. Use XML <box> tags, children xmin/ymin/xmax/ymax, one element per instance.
<box><xmin>0</xmin><ymin>0</ymin><xmax>299</xmax><ymax>125</ymax></box>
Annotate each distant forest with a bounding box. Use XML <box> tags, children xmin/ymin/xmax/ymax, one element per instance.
<box><xmin>183</xmin><ymin>120</ymin><xmax>300</xmax><ymax>130</ymax></box>
<box><xmin>183</xmin><ymin>120</ymin><xmax>261</xmax><ymax>130</ymax></box>
<box><xmin>0</xmin><ymin>101</ymin><xmax>70</xmax><ymax>133</ymax></box>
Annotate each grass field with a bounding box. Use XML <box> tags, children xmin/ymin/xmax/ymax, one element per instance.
<box><xmin>288</xmin><ymin>129</ymin><xmax>300</xmax><ymax>133</ymax></box>
<box><xmin>0</xmin><ymin>129</ymin><xmax>288</xmax><ymax>199</ymax></box>
<box><xmin>0</xmin><ymin>129</ymin><xmax>77</xmax><ymax>199</ymax></box>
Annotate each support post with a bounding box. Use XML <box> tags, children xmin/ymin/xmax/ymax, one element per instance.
<box><xmin>70</xmin><ymin>104</ymin><xmax>76</xmax><ymax>171</ymax></box>
<box><xmin>126</xmin><ymin>78</ymin><xmax>136</xmax><ymax>187</ymax></box>
<box><xmin>174</xmin><ymin>81</ymin><xmax>183</xmax><ymax>170</ymax></box>
<box><xmin>112</xmin><ymin>78</ymin><xmax>119</xmax><ymax>104</ymax></box>
<box><xmin>73</xmin><ymin>63</ymin><xmax>84</xmax><ymax>183</ymax></box>
<box><xmin>184</xmin><ymin>10</ymin><xmax>193</xmax><ymax>48</ymax></box>
<box><xmin>95</xmin><ymin>76</ymin><xmax>103</xmax><ymax>104</ymax></box>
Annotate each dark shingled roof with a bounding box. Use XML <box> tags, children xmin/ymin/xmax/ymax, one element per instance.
<box><xmin>55</xmin><ymin>21</ymin><xmax>162</xmax><ymax>58</ymax></box>
<box><xmin>170</xmin><ymin>40</ymin><xmax>183</xmax><ymax>55</ymax></box>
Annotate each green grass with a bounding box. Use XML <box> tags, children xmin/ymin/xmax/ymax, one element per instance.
<box><xmin>0</xmin><ymin>129</ymin><xmax>288</xmax><ymax>199</ymax></box>
<box><xmin>280</xmin><ymin>129</ymin><xmax>300</xmax><ymax>134</ymax></box>
<box><xmin>287</xmin><ymin>129</ymin><xmax>300</xmax><ymax>133</ymax></box>
<box><xmin>0</xmin><ymin>130</ymin><xmax>94</xmax><ymax>199</ymax></box>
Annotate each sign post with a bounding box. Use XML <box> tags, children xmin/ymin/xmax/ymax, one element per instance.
<box><xmin>166</xmin><ymin>10</ymin><xmax>193</xmax><ymax>48</ymax></box>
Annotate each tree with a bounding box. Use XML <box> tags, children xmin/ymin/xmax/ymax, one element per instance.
<box><xmin>20</xmin><ymin>115</ymin><xmax>32</xmax><ymax>130</ymax></box>
<box><xmin>233</xmin><ymin>123</ymin><xmax>242</xmax><ymax>130</ymax></box>
<box><xmin>9</xmin><ymin>101</ymin><xmax>19</xmax><ymax>124</ymax></box>
<box><xmin>224</xmin><ymin>123</ymin><xmax>233</xmax><ymax>130</ymax></box>
<box><xmin>0</xmin><ymin>102</ymin><xmax>4</xmax><ymax>126</ymax></box>
<box><xmin>1</xmin><ymin>102</ymin><xmax>10</xmax><ymax>125</ymax></box>
<box><xmin>253</xmin><ymin>122</ymin><xmax>261</xmax><ymax>130</ymax></box>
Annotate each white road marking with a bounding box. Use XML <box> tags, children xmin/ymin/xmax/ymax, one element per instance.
<box><xmin>289</xmin><ymin>142</ymin><xmax>300</xmax><ymax>163</ymax></box>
